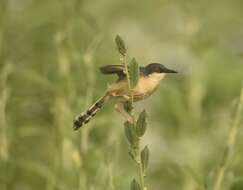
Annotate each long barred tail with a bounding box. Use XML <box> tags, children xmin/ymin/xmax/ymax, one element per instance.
<box><xmin>73</xmin><ymin>94</ymin><xmax>110</xmax><ymax>130</ymax></box>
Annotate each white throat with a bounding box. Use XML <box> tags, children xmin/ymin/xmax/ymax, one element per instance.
<box><xmin>149</xmin><ymin>73</ymin><xmax>166</xmax><ymax>81</ymax></box>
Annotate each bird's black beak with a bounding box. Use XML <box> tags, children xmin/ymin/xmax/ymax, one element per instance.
<box><xmin>164</xmin><ymin>68</ymin><xmax>178</xmax><ymax>73</ymax></box>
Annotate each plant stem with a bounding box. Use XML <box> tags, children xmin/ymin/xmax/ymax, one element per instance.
<box><xmin>0</xmin><ymin>64</ymin><xmax>12</xmax><ymax>190</ymax></box>
<box><xmin>213</xmin><ymin>85</ymin><xmax>243</xmax><ymax>190</ymax></box>
<box><xmin>136</xmin><ymin>139</ymin><xmax>145</xmax><ymax>189</ymax></box>
<box><xmin>122</xmin><ymin>53</ymin><xmax>134</xmax><ymax>105</ymax></box>
<box><xmin>122</xmin><ymin>53</ymin><xmax>146</xmax><ymax>190</ymax></box>
<box><xmin>78</xmin><ymin>46</ymin><xmax>96</xmax><ymax>190</ymax></box>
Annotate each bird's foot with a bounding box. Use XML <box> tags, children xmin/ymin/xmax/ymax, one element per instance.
<box><xmin>114</xmin><ymin>103</ymin><xmax>133</xmax><ymax>123</ymax></box>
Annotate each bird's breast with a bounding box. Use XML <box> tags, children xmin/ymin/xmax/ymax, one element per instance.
<box><xmin>108</xmin><ymin>73</ymin><xmax>165</xmax><ymax>101</ymax></box>
<box><xmin>133</xmin><ymin>75</ymin><xmax>163</xmax><ymax>97</ymax></box>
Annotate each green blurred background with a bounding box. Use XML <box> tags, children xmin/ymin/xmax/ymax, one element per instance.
<box><xmin>0</xmin><ymin>0</ymin><xmax>243</xmax><ymax>190</ymax></box>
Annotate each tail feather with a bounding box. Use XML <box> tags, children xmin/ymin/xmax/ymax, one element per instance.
<box><xmin>73</xmin><ymin>94</ymin><xmax>109</xmax><ymax>130</ymax></box>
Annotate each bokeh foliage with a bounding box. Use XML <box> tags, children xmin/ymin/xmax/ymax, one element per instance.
<box><xmin>0</xmin><ymin>0</ymin><xmax>243</xmax><ymax>190</ymax></box>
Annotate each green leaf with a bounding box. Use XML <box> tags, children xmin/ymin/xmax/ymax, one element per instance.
<box><xmin>130</xmin><ymin>178</ymin><xmax>141</xmax><ymax>190</ymax></box>
<box><xmin>141</xmin><ymin>146</ymin><xmax>149</xmax><ymax>172</ymax></box>
<box><xmin>129</xmin><ymin>58</ymin><xmax>139</xmax><ymax>88</ymax></box>
<box><xmin>124</xmin><ymin>121</ymin><xmax>137</xmax><ymax>145</ymax></box>
<box><xmin>115</xmin><ymin>35</ymin><xmax>127</xmax><ymax>55</ymax></box>
<box><xmin>136</xmin><ymin>110</ymin><xmax>147</xmax><ymax>137</ymax></box>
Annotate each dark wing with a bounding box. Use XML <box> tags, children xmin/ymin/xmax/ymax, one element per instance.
<box><xmin>99</xmin><ymin>65</ymin><xmax>125</xmax><ymax>79</ymax></box>
<box><xmin>100</xmin><ymin>64</ymin><xmax>146</xmax><ymax>79</ymax></box>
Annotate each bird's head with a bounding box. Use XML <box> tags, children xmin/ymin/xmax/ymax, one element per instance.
<box><xmin>144</xmin><ymin>63</ymin><xmax>177</xmax><ymax>75</ymax></box>
<box><xmin>143</xmin><ymin>63</ymin><xmax>178</xmax><ymax>82</ymax></box>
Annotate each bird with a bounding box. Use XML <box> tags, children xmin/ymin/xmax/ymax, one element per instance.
<box><xmin>73</xmin><ymin>63</ymin><xmax>177</xmax><ymax>130</ymax></box>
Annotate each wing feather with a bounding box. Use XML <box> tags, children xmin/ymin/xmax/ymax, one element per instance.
<box><xmin>99</xmin><ymin>64</ymin><xmax>146</xmax><ymax>79</ymax></box>
<box><xmin>99</xmin><ymin>65</ymin><xmax>125</xmax><ymax>78</ymax></box>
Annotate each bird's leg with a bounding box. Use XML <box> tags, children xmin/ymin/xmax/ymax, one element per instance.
<box><xmin>114</xmin><ymin>102</ymin><xmax>133</xmax><ymax>123</ymax></box>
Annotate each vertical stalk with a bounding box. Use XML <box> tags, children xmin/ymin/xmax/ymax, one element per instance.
<box><xmin>213</xmin><ymin>85</ymin><xmax>243</xmax><ymax>190</ymax></box>
<box><xmin>136</xmin><ymin>140</ymin><xmax>145</xmax><ymax>189</ymax></box>
<box><xmin>121</xmin><ymin>52</ymin><xmax>146</xmax><ymax>190</ymax></box>
<box><xmin>0</xmin><ymin>1</ymin><xmax>9</xmax><ymax>163</ymax></box>
<box><xmin>0</xmin><ymin>64</ymin><xmax>12</xmax><ymax>190</ymax></box>
<box><xmin>78</xmin><ymin>47</ymin><xmax>95</xmax><ymax>190</ymax></box>
<box><xmin>52</xmin><ymin>31</ymin><xmax>70</xmax><ymax>190</ymax></box>
<box><xmin>80</xmin><ymin>45</ymin><xmax>96</xmax><ymax>154</ymax></box>
<box><xmin>122</xmin><ymin>53</ymin><xmax>133</xmax><ymax>104</ymax></box>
